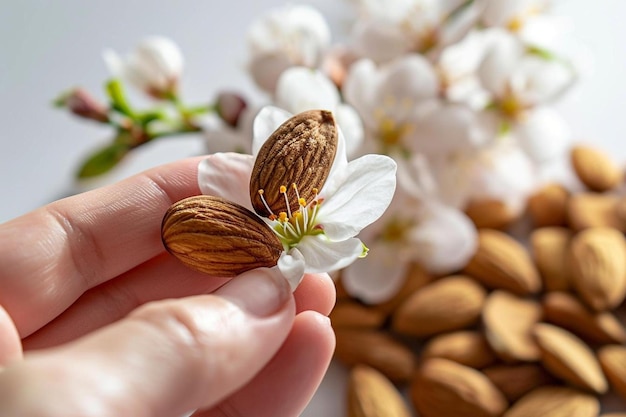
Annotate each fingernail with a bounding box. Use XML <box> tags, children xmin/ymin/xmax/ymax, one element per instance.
<box><xmin>217</xmin><ymin>268</ymin><xmax>291</xmax><ymax>317</ymax></box>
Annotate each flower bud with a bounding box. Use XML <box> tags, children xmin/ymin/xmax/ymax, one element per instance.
<box><xmin>215</xmin><ymin>91</ymin><xmax>248</xmax><ymax>127</ymax></box>
<box><xmin>56</xmin><ymin>88</ymin><xmax>109</xmax><ymax>123</ymax></box>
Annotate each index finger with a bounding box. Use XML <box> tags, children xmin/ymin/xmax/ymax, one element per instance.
<box><xmin>0</xmin><ymin>156</ymin><xmax>203</xmax><ymax>336</ymax></box>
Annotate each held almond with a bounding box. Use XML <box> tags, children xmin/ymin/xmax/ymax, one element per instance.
<box><xmin>391</xmin><ymin>275</ymin><xmax>487</xmax><ymax>338</ymax></box>
<box><xmin>483</xmin><ymin>364</ymin><xmax>555</xmax><ymax>402</ymax></box>
<box><xmin>250</xmin><ymin>109</ymin><xmax>338</xmax><ymax>217</ymax></box>
<box><xmin>465</xmin><ymin>198</ymin><xmax>517</xmax><ymax>229</ymax></box>
<box><xmin>598</xmin><ymin>344</ymin><xmax>626</xmax><ymax>400</ymax></box>
<box><xmin>569</xmin><ymin>227</ymin><xmax>626</xmax><ymax>311</ymax></box>
<box><xmin>348</xmin><ymin>365</ymin><xmax>411</xmax><ymax>417</ymax></box>
<box><xmin>533</xmin><ymin>323</ymin><xmax>608</xmax><ymax>394</ymax></box>
<box><xmin>530</xmin><ymin>227</ymin><xmax>572</xmax><ymax>292</ymax></box>
<box><xmin>334</xmin><ymin>329</ymin><xmax>416</xmax><ymax>383</ymax></box>
<box><xmin>482</xmin><ymin>290</ymin><xmax>542</xmax><ymax>362</ymax></box>
<box><xmin>161</xmin><ymin>195</ymin><xmax>282</xmax><ymax>277</ymax></box>
<box><xmin>502</xmin><ymin>386</ymin><xmax>600</xmax><ymax>417</ymax></box>
<box><xmin>568</xmin><ymin>193</ymin><xmax>626</xmax><ymax>232</ymax></box>
<box><xmin>330</xmin><ymin>301</ymin><xmax>386</xmax><ymax>329</ymax></box>
<box><xmin>571</xmin><ymin>145</ymin><xmax>622</xmax><ymax>192</ymax></box>
<box><xmin>527</xmin><ymin>183</ymin><xmax>569</xmax><ymax>227</ymax></box>
<box><xmin>410</xmin><ymin>358</ymin><xmax>508</xmax><ymax>417</ymax></box>
<box><xmin>463</xmin><ymin>229</ymin><xmax>541</xmax><ymax>295</ymax></box>
<box><xmin>543</xmin><ymin>292</ymin><xmax>626</xmax><ymax>344</ymax></box>
<box><xmin>421</xmin><ymin>330</ymin><xmax>497</xmax><ymax>369</ymax></box>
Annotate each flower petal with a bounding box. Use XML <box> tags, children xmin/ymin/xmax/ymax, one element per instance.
<box><xmin>514</xmin><ymin>106</ymin><xmax>571</xmax><ymax>163</ymax></box>
<box><xmin>197</xmin><ymin>153</ymin><xmax>254</xmax><ymax>209</ymax></box>
<box><xmin>319</xmin><ymin>154</ymin><xmax>397</xmax><ymax>240</ymax></box>
<box><xmin>334</xmin><ymin>104</ymin><xmax>364</xmax><ymax>158</ymax></box>
<box><xmin>275</xmin><ymin>67</ymin><xmax>340</xmax><ymax>114</ymax></box>
<box><xmin>277</xmin><ymin>249</ymin><xmax>306</xmax><ymax>291</ymax></box>
<box><xmin>251</xmin><ymin>106</ymin><xmax>292</xmax><ymax>155</ymax></box>
<box><xmin>341</xmin><ymin>241</ymin><xmax>409</xmax><ymax>304</ymax></box>
<box><xmin>297</xmin><ymin>236</ymin><xmax>364</xmax><ymax>273</ymax></box>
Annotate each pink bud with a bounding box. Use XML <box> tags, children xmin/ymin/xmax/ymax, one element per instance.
<box><xmin>63</xmin><ymin>88</ymin><xmax>109</xmax><ymax>123</ymax></box>
<box><xmin>216</xmin><ymin>91</ymin><xmax>248</xmax><ymax>127</ymax></box>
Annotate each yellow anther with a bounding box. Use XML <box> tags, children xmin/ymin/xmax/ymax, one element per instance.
<box><xmin>258</xmin><ymin>189</ymin><xmax>264</xmax><ymax>195</ymax></box>
<box><xmin>280</xmin><ymin>185</ymin><xmax>287</xmax><ymax>193</ymax></box>
<box><xmin>291</xmin><ymin>183</ymin><xmax>298</xmax><ymax>190</ymax></box>
<box><xmin>279</xmin><ymin>212</ymin><xmax>288</xmax><ymax>222</ymax></box>
<box><xmin>298</xmin><ymin>197</ymin><xmax>307</xmax><ymax>207</ymax></box>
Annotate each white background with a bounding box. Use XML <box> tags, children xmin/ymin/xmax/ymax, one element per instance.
<box><xmin>1</xmin><ymin>1</ymin><xmax>626</xmax><ymax>415</ymax></box>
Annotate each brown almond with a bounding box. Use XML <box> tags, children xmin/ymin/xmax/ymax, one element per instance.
<box><xmin>334</xmin><ymin>329</ymin><xmax>416</xmax><ymax>383</ymax></box>
<box><xmin>463</xmin><ymin>229</ymin><xmax>542</xmax><ymax>295</ymax></box>
<box><xmin>330</xmin><ymin>301</ymin><xmax>386</xmax><ymax>329</ymax></box>
<box><xmin>372</xmin><ymin>263</ymin><xmax>432</xmax><ymax>316</ymax></box>
<box><xmin>421</xmin><ymin>330</ymin><xmax>497</xmax><ymax>369</ymax></box>
<box><xmin>502</xmin><ymin>386</ymin><xmax>599</xmax><ymax>417</ymax></box>
<box><xmin>543</xmin><ymin>292</ymin><xmax>626</xmax><ymax>344</ymax></box>
<box><xmin>483</xmin><ymin>364</ymin><xmax>555</xmax><ymax>401</ymax></box>
<box><xmin>161</xmin><ymin>195</ymin><xmax>282</xmax><ymax>277</ymax></box>
<box><xmin>601</xmin><ymin>414</ymin><xmax>626</xmax><ymax>417</ymax></box>
<box><xmin>568</xmin><ymin>193</ymin><xmax>626</xmax><ymax>232</ymax></box>
<box><xmin>391</xmin><ymin>275</ymin><xmax>486</xmax><ymax>337</ymax></box>
<box><xmin>250</xmin><ymin>109</ymin><xmax>337</xmax><ymax>217</ymax></box>
<box><xmin>482</xmin><ymin>290</ymin><xmax>542</xmax><ymax>362</ymax></box>
<box><xmin>598</xmin><ymin>344</ymin><xmax>626</xmax><ymax>400</ymax></box>
<box><xmin>569</xmin><ymin>227</ymin><xmax>626</xmax><ymax>311</ymax></box>
<box><xmin>411</xmin><ymin>358</ymin><xmax>508</xmax><ymax>417</ymax></box>
<box><xmin>527</xmin><ymin>183</ymin><xmax>569</xmax><ymax>227</ymax></box>
<box><xmin>571</xmin><ymin>145</ymin><xmax>622</xmax><ymax>192</ymax></box>
<box><xmin>348</xmin><ymin>365</ymin><xmax>411</xmax><ymax>417</ymax></box>
<box><xmin>533</xmin><ymin>323</ymin><xmax>608</xmax><ymax>394</ymax></box>
<box><xmin>530</xmin><ymin>227</ymin><xmax>572</xmax><ymax>291</ymax></box>
<box><xmin>465</xmin><ymin>198</ymin><xmax>517</xmax><ymax>229</ymax></box>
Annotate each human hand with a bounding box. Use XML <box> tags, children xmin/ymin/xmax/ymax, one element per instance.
<box><xmin>0</xmin><ymin>157</ymin><xmax>336</xmax><ymax>417</ymax></box>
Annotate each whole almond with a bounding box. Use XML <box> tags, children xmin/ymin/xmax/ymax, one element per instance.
<box><xmin>598</xmin><ymin>344</ymin><xmax>626</xmax><ymax>400</ymax></box>
<box><xmin>334</xmin><ymin>329</ymin><xmax>416</xmax><ymax>383</ymax></box>
<box><xmin>571</xmin><ymin>145</ymin><xmax>622</xmax><ymax>192</ymax></box>
<box><xmin>161</xmin><ymin>195</ymin><xmax>282</xmax><ymax>276</ymax></box>
<box><xmin>527</xmin><ymin>183</ymin><xmax>569</xmax><ymax>227</ymax></box>
<box><xmin>372</xmin><ymin>263</ymin><xmax>432</xmax><ymax>316</ymax></box>
<box><xmin>533</xmin><ymin>322</ymin><xmax>608</xmax><ymax>394</ymax></box>
<box><xmin>502</xmin><ymin>386</ymin><xmax>599</xmax><ymax>417</ymax></box>
<box><xmin>568</xmin><ymin>193</ymin><xmax>626</xmax><ymax>232</ymax></box>
<box><xmin>250</xmin><ymin>109</ymin><xmax>337</xmax><ymax>217</ymax></box>
<box><xmin>483</xmin><ymin>364</ymin><xmax>555</xmax><ymax>401</ymax></box>
<box><xmin>569</xmin><ymin>227</ymin><xmax>626</xmax><ymax>311</ymax></box>
<box><xmin>348</xmin><ymin>365</ymin><xmax>411</xmax><ymax>417</ymax></box>
<box><xmin>411</xmin><ymin>358</ymin><xmax>508</xmax><ymax>417</ymax></box>
<box><xmin>463</xmin><ymin>229</ymin><xmax>541</xmax><ymax>295</ymax></box>
<box><xmin>543</xmin><ymin>292</ymin><xmax>626</xmax><ymax>344</ymax></box>
<box><xmin>465</xmin><ymin>198</ymin><xmax>517</xmax><ymax>229</ymax></box>
<box><xmin>530</xmin><ymin>227</ymin><xmax>572</xmax><ymax>291</ymax></box>
<box><xmin>482</xmin><ymin>290</ymin><xmax>542</xmax><ymax>362</ymax></box>
<box><xmin>421</xmin><ymin>330</ymin><xmax>497</xmax><ymax>369</ymax></box>
<box><xmin>392</xmin><ymin>275</ymin><xmax>487</xmax><ymax>338</ymax></box>
<box><xmin>331</xmin><ymin>301</ymin><xmax>386</xmax><ymax>329</ymax></box>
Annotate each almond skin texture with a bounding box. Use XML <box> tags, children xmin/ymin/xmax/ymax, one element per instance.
<box><xmin>392</xmin><ymin>275</ymin><xmax>487</xmax><ymax>338</ymax></box>
<box><xmin>543</xmin><ymin>291</ymin><xmax>626</xmax><ymax>344</ymax></box>
<box><xmin>421</xmin><ymin>330</ymin><xmax>497</xmax><ymax>369</ymax></box>
<box><xmin>568</xmin><ymin>193</ymin><xmax>626</xmax><ymax>232</ymax></box>
<box><xmin>463</xmin><ymin>229</ymin><xmax>541</xmax><ymax>295</ymax></box>
<box><xmin>250</xmin><ymin>109</ymin><xmax>338</xmax><ymax>217</ymax></box>
<box><xmin>527</xmin><ymin>183</ymin><xmax>569</xmax><ymax>227</ymax></box>
<box><xmin>483</xmin><ymin>364</ymin><xmax>555</xmax><ymax>402</ymax></box>
<box><xmin>465</xmin><ymin>198</ymin><xmax>517</xmax><ymax>229</ymax></box>
<box><xmin>533</xmin><ymin>323</ymin><xmax>608</xmax><ymax>394</ymax></box>
<box><xmin>530</xmin><ymin>227</ymin><xmax>572</xmax><ymax>292</ymax></box>
<box><xmin>348</xmin><ymin>365</ymin><xmax>412</xmax><ymax>417</ymax></box>
<box><xmin>161</xmin><ymin>195</ymin><xmax>283</xmax><ymax>277</ymax></box>
<box><xmin>331</xmin><ymin>302</ymin><xmax>386</xmax><ymax>329</ymax></box>
<box><xmin>411</xmin><ymin>358</ymin><xmax>508</xmax><ymax>417</ymax></box>
<box><xmin>598</xmin><ymin>344</ymin><xmax>626</xmax><ymax>400</ymax></box>
<box><xmin>482</xmin><ymin>290</ymin><xmax>542</xmax><ymax>362</ymax></box>
<box><xmin>571</xmin><ymin>145</ymin><xmax>622</xmax><ymax>192</ymax></box>
<box><xmin>334</xmin><ymin>329</ymin><xmax>416</xmax><ymax>383</ymax></box>
<box><xmin>569</xmin><ymin>227</ymin><xmax>626</xmax><ymax>311</ymax></box>
<box><xmin>502</xmin><ymin>386</ymin><xmax>600</xmax><ymax>417</ymax></box>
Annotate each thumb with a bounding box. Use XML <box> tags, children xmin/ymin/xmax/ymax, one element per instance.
<box><xmin>0</xmin><ymin>267</ymin><xmax>294</xmax><ymax>417</ymax></box>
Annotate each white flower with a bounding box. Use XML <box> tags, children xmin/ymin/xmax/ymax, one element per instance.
<box><xmin>198</xmin><ymin>106</ymin><xmax>397</xmax><ymax>289</ymax></box>
<box><xmin>103</xmin><ymin>36</ymin><xmax>183</xmax><ymax>99</ymax></box>
<box><xmin>274</xmin><ymin>67</ymin><xmax>364</xmax><ymax>157</ymax></box>
<box><xmin>198</xmin><ymin>105</ymin><xmax>256</xmax><ymax>155</ymax></box>
<box><xmin>247</xmin><ymin>5</ymin><xmax>331</xmax><ymax>92</ymax></box>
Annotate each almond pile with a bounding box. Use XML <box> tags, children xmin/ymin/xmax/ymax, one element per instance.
<box><xmin>333</xmin><ymin>144</ymin><xmax>626</xmax><ymax>416</ymax></box>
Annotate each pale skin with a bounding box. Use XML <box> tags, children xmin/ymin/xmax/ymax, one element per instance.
<box><xmin>0</xmin><ymin>156</ymin><xmax>336</xmax><ymax>417</ymax></box>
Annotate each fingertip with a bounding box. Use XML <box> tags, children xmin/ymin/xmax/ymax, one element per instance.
<box><xmin>294</xmin><ymin>273</ymin><xmax>337</xmax><ymax>316</ymax></box>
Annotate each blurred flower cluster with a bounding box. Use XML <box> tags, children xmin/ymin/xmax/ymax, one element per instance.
<box><xmin>56</xmin><ymin>0</ymin><xmax>580</xmax><ymax>304</ymax></box>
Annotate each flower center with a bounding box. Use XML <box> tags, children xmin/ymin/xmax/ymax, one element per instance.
<box><xmin>257</xmin><ymin>183</ymin><xmax>325</xmax><ymax>250</ymax></box>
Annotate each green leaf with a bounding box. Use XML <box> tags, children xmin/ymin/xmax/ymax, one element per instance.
<box><xmin>105</xmin><ymin>79</ymin><xmax>135</xmax><ymax>117</ymax></box>
<box><xmin>77</xmin><ymin>142</ymin><xmax>129</xmax><ymax>178</ymax></box>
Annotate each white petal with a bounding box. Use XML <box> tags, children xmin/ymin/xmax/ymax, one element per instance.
<box><xmin>376</xmin><ymin>54</ymin><xmax>439</xmax><ymax>102</ymax></box>
<box><xmin>252</xmin><ymin>106</ymin><xmax>293</xmax><ymax>155</ymax></box>
<box><xmin>277</xmin><ymin>249</ymin><xmax>306</xmax><ymax>291</ymax></box>
<box><xmin>514</xmin><ymin>107</ymin><xmax>571</xmax><ymax>162</ymax></box>
<box><xmin>319</xmin><ymin>154</ymin><xmax>397</xmax><ymax>240</ymax></box>
<box><xmin>248</xmin><ymin>53</ymin><xmax>292</xmax><ymax>93</ymax></box>
<box><xmin>477</xmin><ymin>29</ymin><xmax>524</xmax><ymax>96</ymax></box>
<box><xmin>275</xmin><ymin>67</ymin><xmax>340</xmax><ymax>113</ymax></box>
<box><xmin>341</xmin><ymin>242</ymin><xmax>409</xmax><ymax>304</ymax></box>
<box><xmin>297</xmin><ymin>236</ymin><xmax>364</xmax><ymax>273</ymax></box>
<box><xmin>351</xmin><ymin>20</ymin><xmax>410</xmax><ymax>63</ymax></box>
<box><xmin>342</xmin><ymin>58</ymin><xmax>379</xmax><ymax>127</ymax></box>
<box><xmin>334</xmin><ymin>104</ymin><xmax>364</xmax><ymax>158</ymax></box>
<box><xmin>197</xmin><ymin>153</ymin><xmax>254</xmax><ymax>209</ymax></box>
